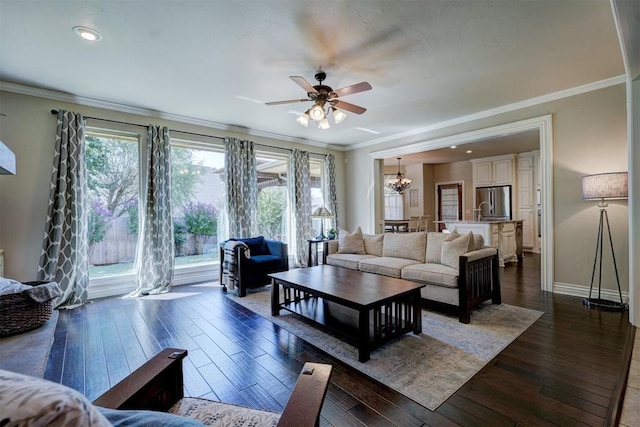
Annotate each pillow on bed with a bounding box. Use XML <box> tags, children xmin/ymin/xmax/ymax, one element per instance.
<box><xmin>337</xmin><ymin>227</ymin><xmax>366</xmax><ymax>254</ymax></box>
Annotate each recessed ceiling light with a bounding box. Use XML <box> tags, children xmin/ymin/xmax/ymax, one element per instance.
<box><xmin>466</xmin><ymin>150</ymin><xmax>473</xmax><ymax>154</ymax></box>
<box><xmin>450</xmin><ymin>145</ymin><xmax>457</xmax><ymax>149</ymax></box>
<box><xmin>73</xmin><ymin>26</ymin><xmax>102</xmax><ymax>42</ymax></box>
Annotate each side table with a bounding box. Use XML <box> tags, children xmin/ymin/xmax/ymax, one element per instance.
<box><xmin>307</xmin><ymin>239</ymin><xmax>329</xmax><ymax>267</ymax></box>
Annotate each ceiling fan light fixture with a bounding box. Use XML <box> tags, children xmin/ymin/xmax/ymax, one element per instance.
<box><xmin>332</xmin><ymin>107</ymin><xmax>347</xmax><ymax>124</ymax></box>
<box><xmin>296</xmin><ymin>110</ymin><xmax>310</xmax><ymax>127</ymax></box>
<box><xmin>309</xmin><ymin>103</ymin><xmax>325</xmax><ymax>121</ymax></box>
<box><xmin>318</xmin><ymin>117</ymin><xmax>330</xmax><ymax>130</ymax></box>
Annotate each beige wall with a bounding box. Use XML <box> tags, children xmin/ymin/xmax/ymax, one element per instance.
<box><xmin>0</xmin><ymin>90</ymin><xmax>345</xmax><ymax>281</ymax></box>
<box><xmin>345</xmin><ymin>84</ymin><xmax>628</xmax><ymax>295</ymax></box>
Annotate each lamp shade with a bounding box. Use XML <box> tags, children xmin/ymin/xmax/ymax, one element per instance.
<box><xmin>581</xmin><ymin>172</ymin><xmax>628</xmax><ymax>200</ymax></box>
<box><xmin>311</xmin><ymin>206</ymin><xmax>333</xmax><ymax>218</ymax></box>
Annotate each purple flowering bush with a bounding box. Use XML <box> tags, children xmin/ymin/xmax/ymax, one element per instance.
<box><xmin>183</xmin><ymin>202</ymin><xmax>218</xmax><ymax>237</ymax></box>
<box><xmin>89</xmin><ymin>199</ymin><xmax>113</xmax><ymax>247</ymax></box>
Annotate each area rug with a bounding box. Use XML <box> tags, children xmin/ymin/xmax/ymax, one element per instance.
<box><xmin>228</xmin><ymin>290</ymin><xmax>543</xmax><ymax>410</ymax></box>
<box><xmin>0</xmin><ymin>310</ymin><xmax>58</xmax><ymax>378</ymax></box>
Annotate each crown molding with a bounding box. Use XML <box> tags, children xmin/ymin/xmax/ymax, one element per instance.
<box><xmin>0</xmin><ymin>81</ymin><xmax>346</xmax><ymax>152</ymax></box>
<box><xmin>349</xmin><ymin>74</ymin><xmax>626</xmax><ymax>151</ymax></box>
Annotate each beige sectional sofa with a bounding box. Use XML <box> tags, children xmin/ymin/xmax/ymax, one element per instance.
<box><xmin>322</xmin><ymin>228</ymin><xmax>501</xmax><ymax>323</ymax></box>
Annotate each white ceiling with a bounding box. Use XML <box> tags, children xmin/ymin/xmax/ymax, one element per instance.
<box><xmin>0</xmin><ymin>0</ymin><xmax>624</xmax><ymax>153</ymax></box>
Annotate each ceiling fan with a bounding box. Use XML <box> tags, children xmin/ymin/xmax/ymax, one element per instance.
<box><xmin>265</xmin><ymin>70</ymin><xmax>372</xmax><ymax>129</ymax></box>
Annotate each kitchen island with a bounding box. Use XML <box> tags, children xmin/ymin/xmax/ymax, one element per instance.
<box><xmin>437</xmin><ymin>220</ymin><xmax>523</xmax><ymax>267</ymax></box>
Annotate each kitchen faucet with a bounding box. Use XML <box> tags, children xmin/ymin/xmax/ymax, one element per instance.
<box><xmin>476</xmin><ymin>201</ymin><xmax>492</xmax><ymax>221</ymax></box>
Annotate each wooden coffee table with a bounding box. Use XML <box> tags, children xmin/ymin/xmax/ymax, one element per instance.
<box><xmin>269</xmin><ymin>265</ymin><xmax>425</xmax><ymax>362</ymax></box>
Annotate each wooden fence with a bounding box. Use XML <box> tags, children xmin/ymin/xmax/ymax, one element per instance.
<box><xmin>90</xmin><ymin>216</ymin><xmax>218</xmax><ymax>266</ymax></box>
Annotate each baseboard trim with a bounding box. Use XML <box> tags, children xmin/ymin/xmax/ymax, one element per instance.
<box><xmin>553</xmin><ymin>281</ymin><xmax>629</xmax><ymax>303</ymax></box>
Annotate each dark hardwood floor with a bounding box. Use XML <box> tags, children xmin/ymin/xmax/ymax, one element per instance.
<box><xmin>45</xmin><ymin>253</ymin><xmax>633</xmax><ymax>426</ymax></box>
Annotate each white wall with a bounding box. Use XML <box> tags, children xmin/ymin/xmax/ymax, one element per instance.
<box><xmin>0</xmin><ymin>90</ymin><xmax>345</xmax><ymax>281</ymax></box>
<box><xmin>345</xmin><ymin>84</ymin><xmax>628</xmax><ymax>298</ymax></box>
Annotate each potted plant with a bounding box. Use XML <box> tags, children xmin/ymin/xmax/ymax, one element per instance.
<box><xmin>327</xmin><ymin>228</ymin><xmax>337</xmax><ymax>240</ymax></box>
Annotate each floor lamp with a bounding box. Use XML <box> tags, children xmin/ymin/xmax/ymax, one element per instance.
<box><xmin>311</xmin><ymin>206</ymin><xmax>333</xmax><ymax>240</ymax></box>
<box><xmin>581</xmin><ymin>172</ymin><xmax>628</xmax><ymax>311</ymax></box>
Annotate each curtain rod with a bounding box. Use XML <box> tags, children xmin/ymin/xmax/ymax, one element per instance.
<box><xmin>49</xmin><ymin>109</ymin><xmax>329</xmax><ymax>157</ymax></box>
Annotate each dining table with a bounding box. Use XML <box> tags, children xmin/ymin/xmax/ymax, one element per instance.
<box><xmin>384</xmin><ymin>219</ymin><xmax>410</xmax><ymax>232</ymax></box>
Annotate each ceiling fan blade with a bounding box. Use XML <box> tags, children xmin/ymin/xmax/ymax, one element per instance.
<box><xmin>290</xmin><ymin>76</ymin><xmax>318</xmax><ymax>94</ymax></box>
<box><xmin>333</xmin><ymin>82</ymin><xmax>372</xmax><ymax>97</ymax></box>
<box><xmin>334</xmin><ymin>100</ymin><xmax>367</xmax><ymax>115</ymax></box>
<box><xmin>265</xmin><ymin>99</ymin><xmax>310</xmax><ymax>106</ymax></box>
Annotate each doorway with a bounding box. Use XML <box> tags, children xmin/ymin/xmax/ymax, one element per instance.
<box><xmin>370</xmin><ymin>115</ymin><xmax>553</xmax><ymax>292</ymax></box>
<box><xmin>436</xmin><ymin>182</ymin><xmax>463</xmax><ymax>231</ymax></box>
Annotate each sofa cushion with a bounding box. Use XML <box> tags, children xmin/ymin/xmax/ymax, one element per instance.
<box><xmin>363</xmin><ymin>233</ymin><xmax>384</xmax><ymax>257</ymax></box>
<box><xmin>401</xmin><ymin>263</ymin><xmax>459</xmax><ymax>288</ymax></box>
<box><xmin>382</xmin><ymin>232</ymin><xmax>427</xmax><ymax>263</ymax></box>
<box><xmin>0</xmin><ymin>369</ymin><xmax>111</xmax><ymax>427</ymax></box>
<box><xmin>359</xmin><ymin>257</ymin><xmax>421</xmax><ymax>278</ymax></box>
<box><xmin>425</xmin><ymin>232</ymin><xmax>449</xmax><ymax>263</ymax></box>
<box><xmin>97</xmin><ymin>407</ymin><xmax>204</xmax><ymax>427</ymax></box>
<box><xmin>231</xmin><ymin>236</ymin><xmax>270</xmax><ymax>255</ymax></box>
<box><xmin>441</xmin><ymin>232</ymin><xmax>474</xmax><ymax>270</ymax></box>
<box><xmin>245</xmin><ymin>254</ymin><xmax>286</xmax><ymax>270</ymax></box>
<box><xmin>326</xmin><ymin>253</ymin><xmax>377</xmax><ymax>270</ymax></box>
<box><xmin>337</xmin><ymin>227</ymin><xmax>366</xmax><ymax>254</ymax></box>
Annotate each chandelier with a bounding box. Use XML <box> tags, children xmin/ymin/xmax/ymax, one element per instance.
<box><xmin>388</xmin><ymin>157</ymin><xmax>411</xmax><ymax>194</ymax></box>
<box><xmin>296</xmin><ymin>100</ymin><xmax>347</xmax><ymax>130</ymax></box>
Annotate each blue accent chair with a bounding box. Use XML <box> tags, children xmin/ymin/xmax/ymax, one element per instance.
<box><xmin>219</xmin><ymin>236</ymin><xmax>289</xmax><ymax>297</ymax></box>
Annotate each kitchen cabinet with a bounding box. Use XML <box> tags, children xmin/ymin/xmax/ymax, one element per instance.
<box><xmin>516</xmin><ymin>152</ymin><xmax>536</xmax><ymax>249</ymax></box>
<box><xmin>441</xmin><ymin>220</ymin><xmax>523</xmax><ymax>267</ymax></box>
<box><xmin>471</xmin><ymin>154</ymin><xmax>515</xmax><ymax>187</ymax></box>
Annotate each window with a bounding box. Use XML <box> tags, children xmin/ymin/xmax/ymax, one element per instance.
<box><xmin>384</xmin><ymin>174</ymin><xmax>404</xmax><ymax>220</ymax></box>
<box><xmin>170</xmin><ymin>141</ymin><xmax>225</xmax><ymax>268</ymax></box>
<box><xmin>85</xmin><ymin>128</ymin><xmax>328</xmax><ymax>297</ymax></box>
<box><xmin>86</xmin><ymin>130</ymin><xmax>140</xmax><ymax>280</ymax></box>
<box><xmin>256</xmin><ymin>156</ymin><xmax>289</xmax><ymax>241</ymax></box>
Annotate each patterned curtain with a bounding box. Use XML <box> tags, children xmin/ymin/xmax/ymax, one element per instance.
<box><xmin>324</xmin><ymin>153</ymin><xmax>339</xmax><ymax>231</ymax></box>
<box><xmin>130</xmin><ymin>126</ymin><xmax>174</xmax><ymax>296</ymax></box>
<box><xmin>291</xmin><ymin>149</ymin><xmax>312</xmax><ymax>267</ymax></box>
<box><xmin>37</xmin><ymin>110</ymin><xmax>89</xmax><ymax>309</ymax></box>
<box><xmin>224</xmin><ymin>137</ymin><xmax>257</xmax><ymax>238</ymax></box>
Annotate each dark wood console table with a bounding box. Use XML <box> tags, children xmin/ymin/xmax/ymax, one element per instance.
<box><xmin>269</xmin><ymin>265</ymin><xmax>425</xmax><ymax>362</ymax></box>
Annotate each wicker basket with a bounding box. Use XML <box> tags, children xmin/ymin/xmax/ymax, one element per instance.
<box><xmin>0</xmin><ymin>281</ymin><xmax>58</xmax><ymax>338</ymax></box>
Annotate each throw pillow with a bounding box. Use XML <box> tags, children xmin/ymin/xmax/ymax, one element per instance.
<box><xmin>425</xmin><ymin>232</ymin><xmax>450</xmax><ymax>263</ymax></box>
<box><xmin>232</xmin><ymin>236</ymin><xmax>270</xmax><ymax>256</ymax></box>
<box><xmin>363</xmin><ymin>233</ymin><xmax>384</xmax><ymax>256</ymax></box>
<box><xmin>0</xmin><ymin>369</ymin><xmax>111</xmax><ymax>427</ymax></box>
<box><xmin>337</xmin><ymin>227</ymin><xmax>366</xmax><ymax>254</ymax></box>
<box><xmin>472</xmin><ymin>233</ymin><xmax>485</xmax><ymax>250</ymax></box>
<box><xmin>441</xmin><ymin>232</ymin><xmax>474</xmax><ymax>270</ymax></box>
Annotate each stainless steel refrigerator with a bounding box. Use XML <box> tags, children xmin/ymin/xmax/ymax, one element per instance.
<box><xmin>475</xmin><ymin>185</ymin><xmax>512</xmax><ymax>220</ymax></box>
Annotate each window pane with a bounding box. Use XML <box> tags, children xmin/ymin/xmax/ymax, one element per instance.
<box><xmin>384</xmin><ymin>174</ymin><xmax>405</xmax><ymax>220</ymax></box>
<box><xmin>86</xmin><ymin>133</ymin><xmax>140</xmax><ymax>278</ymax></box>
<box><xmin>171</xmin><ymin>144</ymin><xmax>225</xmax><ymax>267</ymax></box>
<box><xmin>310</xmin><ymin>159</ymin><xmax>327</xmax><ymax>238</ymax></box>
<box><xmin>256</xmin><ymin>155</ymin><xmax>289</xmax><ymax>242</ymax></box>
